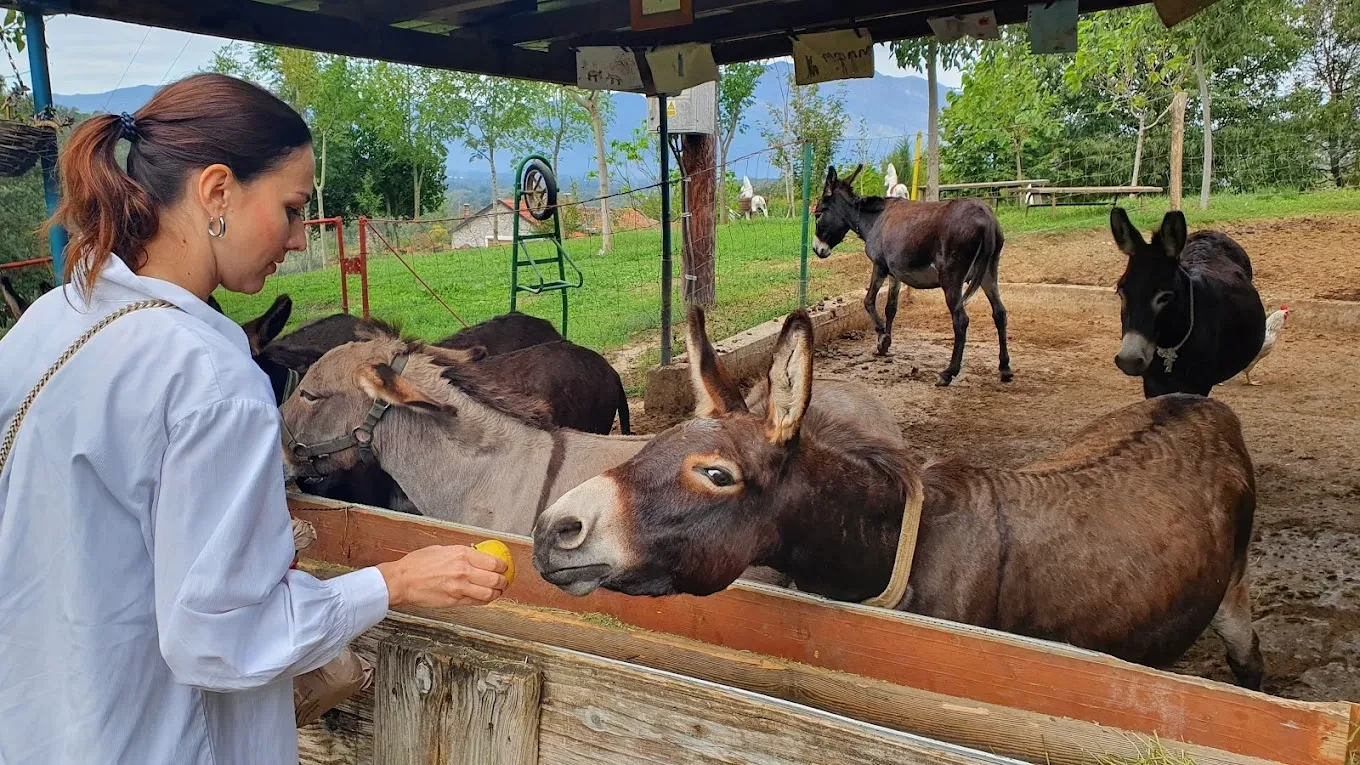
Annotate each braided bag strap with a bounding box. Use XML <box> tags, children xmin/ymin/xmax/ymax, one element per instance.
<box><xmin>0</xmin><ymin>299</ymin><xmax>179</xmax><ymax>473</ymax></box>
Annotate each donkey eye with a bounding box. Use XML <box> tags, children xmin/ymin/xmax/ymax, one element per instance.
<box><xmin>1152</xmin><ymin>291</ymin><xmax>1174</xmax><ymax>310</ymax></box>
<box><xmin>700</xmin><ymin>467</ymin><xmax>736</xmax><ymax>487</ymax></box>
<box><xmin>298</xmin><ymin>389</ymin><xmax>321</xmax><ymax>403</ymax></box>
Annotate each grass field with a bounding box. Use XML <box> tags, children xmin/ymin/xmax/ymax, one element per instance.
<box><xmin>213</xmin><ymin>189</ymin><xmax>1360</xmax><ymax>391</ymax></box>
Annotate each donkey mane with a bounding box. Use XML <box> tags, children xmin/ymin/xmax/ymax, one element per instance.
<box><xmin>359</xmin><ymin>321</ymin><xmax>556</xmax><ymax>430</ymax></box>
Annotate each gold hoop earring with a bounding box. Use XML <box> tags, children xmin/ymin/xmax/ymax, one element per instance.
<box><xmin>207</xmin><ymin>216</ymin><xmax>227</xmax><ymax>238</ymax></box>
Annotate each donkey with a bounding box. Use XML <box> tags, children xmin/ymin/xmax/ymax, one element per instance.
<box><xmin>813</xmin><ymin>165</ymin><xmax>1010</xmax><ymax>386</ymax></box>
<box><xmin>1110</xmin><ymin>208</ymin><xmax>1266</xmax><ymax>398</ymax></box>
<box><xmin>1</xmin><ymin>276</ymin><xmax>28</xmax><ymax>322</ymax></box>
<box><xmin>532</xmin><ymin>306</ymin><xmax>1265</xmax><ymax>688</ymax></box>
<box><xmin>278</xmin><ymin>326</ymin><xmax>651</xmax><ymax>533</ymax></box>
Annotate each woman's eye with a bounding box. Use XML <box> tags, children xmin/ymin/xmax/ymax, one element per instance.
<box><xmin>298</xmin><ymin>390</ymin><xmax>321</xmax><ymax>402</ymax></box>
<box><xmin>287</xmin><ymin>207</ymin><xmax>304</xmax><ymax>220</ymax></box>
<box><xmin>702</xmin><ymin>467</ymin><xmax>735</xmax><ymax>487</ymax></box>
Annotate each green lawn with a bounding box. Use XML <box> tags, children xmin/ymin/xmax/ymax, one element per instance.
<box><xmin>214</xmin><ymin>189</ymin><xmax>1360</xmax><ymax>393</ymax></box>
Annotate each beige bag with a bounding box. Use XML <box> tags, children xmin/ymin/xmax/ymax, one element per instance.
<box><xmin>289</xmin><ymin>518</ymin><xmax>374</xmax><ymax>727</ymax></box>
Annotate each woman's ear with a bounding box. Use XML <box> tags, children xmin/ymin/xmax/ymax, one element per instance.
<box><xmin>193</xmin><ymin>163</ymin><xmax>236</xmax><ymax>219</ymax></box>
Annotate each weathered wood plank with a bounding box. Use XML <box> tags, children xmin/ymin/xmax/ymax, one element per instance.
<box><xmin>289</xmin><ymin>499</ymin><xmax>1354</xmax><ymax>765</ymax></box>
<box><xmin>375</xmin><ymin>635</ymin><xmax>540</xmax><ymax>765</ymax></box>
<box><xmin>311</xmin><ymin>614</ymin><xmax>1031</xmax><ymax>765</ymax></box>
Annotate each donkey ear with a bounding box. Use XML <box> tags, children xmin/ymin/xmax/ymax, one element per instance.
<box><xmin>241</xmin><ymin>294</ymin><xmax>293</xmax><ymax>356</ymax></box>
<box><xmin>686</xmin><ymin>304</ymin><xmax>746</xmax><ymax>418</ymax></box>
<box><xmin>358</xmin><ymin>362</ymin><xmax>447</xmax><ymax>414</ymax></box>
<box><xmin>765</xmin><ymin>309</ymin><xmax>814</xmax><ymax>446</ymax></box>
<box><xmin>1157</xmin><ymin>211</ymin><xmax>1188</xmax><ymax>260</ymax></box>
<box><xmin>1109</xmin><ymin>207</ymin><xmax>1144</xmax><ymax>258</ymax></box>
<box><xmin>844</xmin><ymin>163</ymin><xmax>864</xmax><ymax>186</ymax></box>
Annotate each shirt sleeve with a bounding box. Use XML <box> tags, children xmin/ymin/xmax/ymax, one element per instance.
<box><xmin>151</xmin><ymin>398</ymin><xmax>390</xmax><ymax>692</ymax></box>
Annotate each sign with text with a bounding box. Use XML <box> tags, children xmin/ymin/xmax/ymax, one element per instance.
<box><xmin>644</xmin><ymin>43</ymin><xmax>718</xmax><ymax>95</ymax></box>
<box><xmin>575</xmin><ymin>46</ymin><xmax>644</xmax><ymax>92</ymax></box>
<box><xmin>792</xmin><ymin>29</ymin><xmax>874</xmax><ymax>86</ymax></box>
<box><xmin>926</xmin><ymin>11</ymin><xmax>1000</xmax><ymax>43</ymax></box>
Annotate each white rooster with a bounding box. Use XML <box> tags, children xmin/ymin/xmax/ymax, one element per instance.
<box><xmin>884</xmin><ymin>163</ymin><xmax>909</xmax><ymax>198</ymax></box>
<box><xmin>1242</xmin><ymin>304</ymin><xmax>1290</xmax><ymax>385</ymax></box>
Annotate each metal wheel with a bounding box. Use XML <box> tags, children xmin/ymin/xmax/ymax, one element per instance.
<box><xmin>521</xmin><ymin>158</ymin><xmax>558</xmax><ymax>222</ymax></box>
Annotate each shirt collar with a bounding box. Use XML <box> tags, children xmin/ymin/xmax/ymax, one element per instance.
<box><xmin>82</xmin><ymin>255</ymin><xmax>252</xmax><ymax>357</ymax></box>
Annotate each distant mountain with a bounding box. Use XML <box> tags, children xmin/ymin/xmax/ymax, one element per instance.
<box><xmin>53</xmin><ymin>85</ymin><xmax>160</xmax><ymax>117</ymax></box>
<box><xmin>60</xmin><ymin>64</ymin><xmax>953</xmax><ymax>198</ymax></box>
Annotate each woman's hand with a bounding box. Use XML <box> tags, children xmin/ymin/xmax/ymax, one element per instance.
<box><xmin>375</xmin><ymin>545</ymin><xmax>509</xmax><ymax>609</ymax></box>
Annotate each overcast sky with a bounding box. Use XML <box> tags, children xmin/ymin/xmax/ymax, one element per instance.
<box><xmin>7</xmin><ymin>14</ymin><xmax>964</xmax><ymax>95</ymax></box>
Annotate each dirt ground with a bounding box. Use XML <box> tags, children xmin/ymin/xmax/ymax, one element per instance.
<box><xmin>631</xmin><ymin>214</ymin><xmax>1360</xmax><ymax>703</ymax></box>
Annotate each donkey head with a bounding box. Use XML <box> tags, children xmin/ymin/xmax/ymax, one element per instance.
<box><xmin>812</xmin><ymin>164</ymin><xmax>863</xmax><ymax>259</ymax></box>
<box><xmin>532</xmin><ymin>305</ymin><xmax>815</xmax><ymax>597</ymax></box>
<box><xmin>279</xmin><ymin>325</ymin><xmax>492</xmax><ymax>478</ymax></box>
<box><xmin>1110</xmin><ymin>207</ymin><xmax>1189</xmax><ymax>376</ymax></box>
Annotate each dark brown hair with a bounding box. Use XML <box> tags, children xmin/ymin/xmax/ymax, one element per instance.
<box><xmin>44</xmin><ymin>72</ymin><xmax>312</xmax><ymax>298</ymax></box>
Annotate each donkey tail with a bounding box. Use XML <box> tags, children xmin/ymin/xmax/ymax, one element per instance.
<box><xmin>960</xmin><ymin>221</ymin><xmax>998</xmax><ymax>303</ymax></box>
<box><xmin>614</xmin><ymin>373</ymin><xmax>632</xmax><ymax>436</ymax></box>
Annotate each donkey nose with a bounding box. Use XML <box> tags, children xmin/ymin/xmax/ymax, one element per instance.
<box><xmin>549</xmin><ymin>517</ymin><xmax>586</xmax><ymax>550</ymax></box>
<box><xmin>1114</xmin><ymin>352</ymin><xmax>1147</xmax><ymax>376</ymax></box>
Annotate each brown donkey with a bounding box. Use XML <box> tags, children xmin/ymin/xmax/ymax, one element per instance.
<box><xmin>533</xmin><ymin>306</ymin><xmax>1265</xmax><ymax>688</ymax></box>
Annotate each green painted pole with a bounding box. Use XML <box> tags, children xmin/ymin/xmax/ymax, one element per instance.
<box><xmin>798</xmin><ymin>140</ymin><xmax>813</xmax><ymax>309</ymax></box>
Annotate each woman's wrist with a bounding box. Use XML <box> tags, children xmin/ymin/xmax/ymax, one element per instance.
<box><xmin>374</xmin><ymin>561</ymin><xmax>406</xmax><ymax>608</ymax></box>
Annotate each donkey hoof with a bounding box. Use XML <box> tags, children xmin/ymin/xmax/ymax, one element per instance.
<box><xmin>1000</xmin><ymin>369</ymin><xmax>1014</xmax><ymax>383</ymax></box>
<box><xmin>936</xmin><ymin>371</ymin><xmax>956</xmax><ymax>387</ymax></box>
<box><xmin>875</xmin><ymin>336</ymin><xmax>893</xmax><ymax>355</ymax></box>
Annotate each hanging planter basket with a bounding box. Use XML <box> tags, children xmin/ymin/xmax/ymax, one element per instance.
<box><xmin>0</xmin><ymin>118</ymin><xmax>58</xmax><ymax>178</ymax></box>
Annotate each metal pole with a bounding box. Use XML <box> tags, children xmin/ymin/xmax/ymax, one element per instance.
<box><xmin>659</xmin><ymin>93</ymin><xmax>673</xmax><ymax>366</ymax></box>
<box><xmin>25</xmin><ymin>11</ymin><xmax>66</xmax><ymax>282</ymax></box>
<box><xmin>798</xmin><ymin>140</ymin><xmax>812</xmax><ymax>309</ymax></box>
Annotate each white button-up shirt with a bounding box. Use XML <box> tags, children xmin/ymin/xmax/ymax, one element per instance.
<box><xmin>0</xmin><ymin>257</ymin><xmax>390</xmax><ymax>765</ymax></box>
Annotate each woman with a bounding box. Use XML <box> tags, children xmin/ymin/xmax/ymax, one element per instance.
<box><xmin>0</xmin><ymin>73</ymin><xmax>507</xmax><ymax>764</ymax></box>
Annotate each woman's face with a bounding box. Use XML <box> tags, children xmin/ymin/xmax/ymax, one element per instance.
<box><xmin>214</xmin><ymin>145</ymin><xmax>314</xmax><ymax>294</ymax></box>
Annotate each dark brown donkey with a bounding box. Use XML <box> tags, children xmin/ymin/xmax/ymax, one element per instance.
<box><xmin>533</xmin><ymin>306</ymin><xmax>1264</xmax><ymax>688</ymax></box>
<box><xmin>812</xmin><ymin>164</ymin><xmax>1010</xmax><ymax>386</ymax></box>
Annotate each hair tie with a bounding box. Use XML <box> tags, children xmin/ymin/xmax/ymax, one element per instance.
<box><xmin>117</xmin><ymin>112</ymin><xmax>139</xmax><ymax>143</ymax></box>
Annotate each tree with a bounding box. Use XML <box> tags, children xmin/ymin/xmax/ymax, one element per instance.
<box><xmin>1068</xmin><ymin>8</ymin><xmax>1193</xmax><ymax>189</ymax></box>
<box><xmin>716</xmin><ymin>62</ymin><xmax>765</xmax><ymax>223</ymax></box>
<box><xmin>940</xmin><ymin>31</ymin><xmax>1059</xmax><ymax>181</ymax></box>
<box><xmin>568</xmin><ymin>89</ymin><xmax>615</xmax><ymax>252</ymax></box>
<box><xmin>1297</xmin><ymin>0</ymin><xmax>1360</xmax><ymax>186</ymax></box>
<box><xmin>530</xmin><ymin>84</ymin><xmax>591</xmax><ymax>175</ymax></box>
<box><xmin>758</xmin><ymin>69</ymin><xmax>849</xmax><ymax>216</ymax></box>
<box><xmin>890</xmin><ymin>39</ymin><xmax>975</xmax><ymax>200</ymax></box>
<box><xmin>449</xmin><ymin>74</ymin><xmax>539</xmax><ymax>238</ymax></box>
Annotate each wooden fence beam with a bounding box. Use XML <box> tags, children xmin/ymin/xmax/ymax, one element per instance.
<box><xmin>375</xmin><ymin>635</ymin><xmax>541</xmax><ymax>765</ymax></box>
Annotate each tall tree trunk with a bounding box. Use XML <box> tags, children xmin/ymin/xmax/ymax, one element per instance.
<box><xmin>1131</xmin><ymin>114</ymin><xmax>1146</xmax><ymax>189</ymax></box>
<box><xmin>1196</xmin><ymin>46</ymin><xmax>1212</xmax><ymax>210</ymax></box>
<box><xmin>489</xmin><ymin>145</ymin><xmax>500</xmax><ymax>242</ymax></box>
<box><xmin>719</xmin><ymin>130</ymin><xmax>736</xmax><ymax>225</ymax></box>
<box><xmin>681</xmin><ymin>133</ymin><xmax>716</xmax><ymax>306</ymax></box>
<box><xmin>413</xmin><ymin>163</ymin><xmax>423</xmax><ymax>220</ymax></box>
<box><xmin>316</xmin><ymin>131</ymin><xmax>328</xmax><ymax>264</ymax></box>
<box><xmin>553</xmin><ymin>133</ymin><xmax>563</xmax><ymax>179</ymax></box>
<box><xmin>1169</xmin><ymin>90</ymin><xmax>1188</xmax><ymax>211</ymax></box>
<box><xmin>589</xmin><ymin>105</ymin><xmax>612</xmax><ymax>252</ymax></box>
<box><xmin>1013</xmin><ymin>137</ymin><xmax>1023</xmax><ymax>181</ymax></box>
<box><xmin>926</xmin><ymin>41</ymin><xmax>941</xmax><ymax>202</ymax></box>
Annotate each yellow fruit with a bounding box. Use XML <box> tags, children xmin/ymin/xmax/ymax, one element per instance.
<box><xmin>474</xmin><ymin>539</ymin><xmax>515</xmax><ymax>588</ymax></box>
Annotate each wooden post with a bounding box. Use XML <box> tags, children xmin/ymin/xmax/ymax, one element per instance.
<box><xmin>680</xmin><ymin>132</ymin><xmax>716</xmax><ymax>307</ymax></box>
<box><xmin>375</xmin><ymin>635</ymin><xmax>541</xmax><ymax>765</ymax></box>
<box><xmin>1169</xmin><ymin>90</ymin><xmax>1188</xmax><ymax>211</ymax></box>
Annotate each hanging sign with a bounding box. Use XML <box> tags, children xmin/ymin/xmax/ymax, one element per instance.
<box><xmin>644</xmin><ymin>43</ymin><xmax>718</xmax><ymax>96</ymax></box>
<box><xmin>926</xmin><ymin>11</ymin><xmax>1000</xmax><ymax>43</ymax></box>
<box><xmin>791</xmin><ymin>29</ymin><xmax>875</xmax><ymax>86</ymax></box>
<box><xmin>1027</xmin><ymin>0</ymin><xmax>1078</xmax><ymax>53</ymax></box>
<box><xmin>575</xmin><ymin>46</ymin><xmax>644</xmax><ymax>92</ymax></box>
<box><xmin>630</xmin><ymin>0</ymin><xmax>693</xmax><ymax>32</ymax></box>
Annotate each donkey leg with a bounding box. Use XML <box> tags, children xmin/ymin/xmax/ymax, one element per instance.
<box><xmin>879</xmin><ymin>278</ymin><xmax>903</xmax><ymax>356</ymax></box>
<box><xmin>939</xmin><ymin>283</ymin><xmax>969</xmax><ymax>386</ymax></box>
<box><xmin>981</xmin><ymin>275</ymin><xmax>1012</xmax><ymax>382</ymax></box>
<box><xmin>1211</xmin><ymin>565</ymin><xmax>1265</xmax><ymax>691</ymax></box>
<box><xmin>864</xmin><ymin>265</ymin><xmax>891</xmax><ymax>355</ymax></box>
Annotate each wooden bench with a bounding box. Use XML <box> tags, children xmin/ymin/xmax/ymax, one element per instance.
<box><xmin>1024</xmin><ymin>185</ymin><xmax>1163</xmax><ymax>214</ymax></box>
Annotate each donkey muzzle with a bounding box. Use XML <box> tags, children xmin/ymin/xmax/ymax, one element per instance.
<box><xmin>1114</xmin><ymin>332</ymin><xmax>1155</xmax><ymax>376</ymax></box>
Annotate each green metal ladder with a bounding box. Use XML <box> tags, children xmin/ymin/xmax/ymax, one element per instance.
<box><xmin>510</xmin><ymin>154</ymin><xmax>583</xmax><ymax>338</ymax></box>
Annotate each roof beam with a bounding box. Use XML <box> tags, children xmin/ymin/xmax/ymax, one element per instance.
<box><xmin>314</xmin><ymin>0</ymin><xmax>472</xmax><ymax>24</ymax></box>
<box><xmin>467</xmin><ymin>0</ymin><xmax>766</xmax><ymax>45</ymax></box>
<box><xmin>10</xmin><ymin>0</ymin><xmax>578</xmax><ymax>84</ymax></box>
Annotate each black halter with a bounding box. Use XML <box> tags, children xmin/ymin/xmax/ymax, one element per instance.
<box><xmin>286</xmin><ymin>354</ymin><xmax>407</xmax><ymax>473</ymax></box>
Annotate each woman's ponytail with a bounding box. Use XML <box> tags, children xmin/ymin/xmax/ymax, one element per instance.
<box><xmin>42</xmin><ymin>111</ymin><xmax>158</xmax><ymax>301</ymax></box>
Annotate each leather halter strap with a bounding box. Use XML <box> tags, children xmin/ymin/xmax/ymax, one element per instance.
<box><xmin>288</xmin><ymin>354</ymin><xmax>408</xmax><ymax>469</ymax></box>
